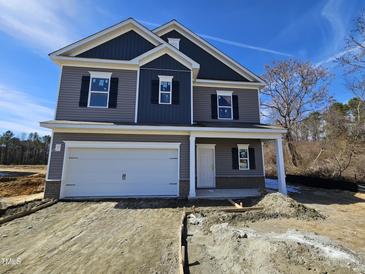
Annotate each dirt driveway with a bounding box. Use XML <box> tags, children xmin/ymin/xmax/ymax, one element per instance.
<box><xmin>0</xmin><ymin>200</ymin><xmax>183</xmax><ymax>274</ymax></box>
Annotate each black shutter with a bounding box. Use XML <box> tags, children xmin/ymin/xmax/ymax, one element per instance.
<box><xmin>211</xmin><ymin>94</ymin><xmax>218</xmax><ymax>119</ymax></box>
<box><xmin>232</xmin><ymin>148</ymin><xmax>239</xmax><ymax>169</ymax></box>
<box><xmin>79</xmin><ymin>76</ymin><xmax>90</xmax><ymax>107</ymax></box>
<box><xmin>151</xmin><ymin>80</ymin><xmax>159</xmax><ymax>104</ymax></box>
<box><xmin>108</xmin><ymin>77</ymin><xmax>118</xmax><ymax>108</ymax></box>
<box><xmin>233</xmin><ymin>95</ymin><xmax>239</xmax><ymax>120</ymax></box>
<box><xmin>172</xmin><ymin>81</ymin><xmax>179</xmax><ymax>104</ymax></box>
<box><xmin>249</xmin><ymin>147</ymin><xmax>256</xmax><ymax>169</ymax></box>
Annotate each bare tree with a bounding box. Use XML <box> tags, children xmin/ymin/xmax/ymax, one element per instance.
<box><xmin>338</xmin><ymin>11</ymin><xmax>365</xmax><ymax>101</ymax></box>
<box><xmin>261</xmin><ymin>59</ymin><xmax>330</xmax><ymax>166</ymax></box>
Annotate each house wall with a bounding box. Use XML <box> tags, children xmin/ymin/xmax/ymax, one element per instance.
<box><xmin>45</xmin><ymin>133</ymin><xmax>190</xmax><ymax>199</ymax></box>
<box><xmin>193</xmin><ymin>87</ymin><xmax>260</xmax><ymax>123</ymax></box>
<box><xmin>137</xmin><ymin>54</ymin><xmax>191</xmax><ymax>125</ymax></box>
<box><xmin>55</xmin><ymin>66</ymin><xmax>137</xmax><ymax>123</ymax></box>
<box><xmin>76</xmin><ymin>30</ymin><xmax>155</xmax><ymax>60</ymax></box>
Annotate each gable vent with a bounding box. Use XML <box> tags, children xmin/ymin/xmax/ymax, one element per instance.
<box><xmin>168</xmin><ymin>38</ymin><xmax>180</xmax><ymax>50</ymax></box>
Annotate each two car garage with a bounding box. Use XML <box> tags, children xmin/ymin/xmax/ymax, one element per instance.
<box><xmin>60</xmin><ymin>141</ymin><xmax>180</xmax><ymax>198</ymax></box>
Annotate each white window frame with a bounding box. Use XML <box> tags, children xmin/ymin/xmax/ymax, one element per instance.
<box><xmin>237</xmin><ymin>144</ymin><xmax>250</xmax><ymax>170</ymax></box>
<box><xmin>158</xmin><ymin>75</ymin><xmax>173</xmax><ymax>105</ymax></box>
<box><xmin>168</xmin><ymin>38</ymin><xmax>180</xmax><ymax>49</ymax></box>
<box><xmin>88</xmin><ymin>71</ymin><xmax>112</xmax><ymax>108</ymax></box>
<box><xmin>217</xmin><ymin>90</ymin><xmax>233</xmax><ymax>120</ymax></box>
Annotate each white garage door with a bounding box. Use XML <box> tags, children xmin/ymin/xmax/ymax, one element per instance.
<box><xmin>61</xmin><ymin>144</ymin><xmax>179</xmax><ymax>198</ymax></box>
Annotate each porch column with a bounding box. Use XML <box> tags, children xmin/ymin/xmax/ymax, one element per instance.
<box><xmin>189</xmin><ymin>135</ymin><xmax>196</xmax><ymax>198</ymax></box>
<box><xmin>275</xmin><ymin>137</ymin><xmax>287</xmax><ymax>195</ymax></box>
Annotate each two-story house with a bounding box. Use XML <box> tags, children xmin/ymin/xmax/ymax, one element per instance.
<box><xmin>40</xmin><ymin>18</ymin><xmax>287</xmax><ymax>199</ymax></box>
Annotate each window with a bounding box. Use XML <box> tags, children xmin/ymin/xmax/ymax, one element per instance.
<box><xmin>237</xmin><ymin>144</ymin><xmax>250</xmax><ymax>170</ymax></box>
<box><xmin>88</xmin><ymin>72</ymin><xmax>112</xmax><ymax>108</ymax></box>
<box><xmin>217</xmin><ymin>91</ymin><xmax>233</xmax><ymax>119</ymax></box>
<box><xmin>158</xmin><ymin>75</ymin><xmax>173</xmax><ymax>104</ymax></box>
<box><xmin>168</xmin><ymin>38</ymin><xmax>180</xmax><ymax>49</ymax></box>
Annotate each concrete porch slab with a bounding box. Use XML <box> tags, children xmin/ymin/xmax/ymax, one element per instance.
<box><xmin>195</xmin><ymin>188</ymin><xmax>261</xmax><ymax>199</ymax></box>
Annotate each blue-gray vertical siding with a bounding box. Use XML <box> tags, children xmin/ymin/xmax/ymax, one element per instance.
<box><xmin>77</xmin><ymin>30</ymin><xmax>155</xmax><ymax>60</ymax></box>
<box><xmin>160</xmin><ymin>30</ymin><xmax>249</xmax><ymax>81</ymax></box>
<box><xmin>137</xmin><ymin>54</ymin><xmax>191</xmax><ymax>125</ymax></box>
<box><xmin>55</xmin><ymin>66</ymin><xmax>137</xmax><ymax>123</ymax></box>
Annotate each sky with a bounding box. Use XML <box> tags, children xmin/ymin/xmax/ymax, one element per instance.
<box><xmin>0</xmin><ymin>0</ymin><xmax>364</xmax><ymax>136</ymax></box>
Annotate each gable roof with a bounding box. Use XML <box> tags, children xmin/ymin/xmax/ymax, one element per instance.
<box><xmin>49</xmin><ymin>18</ymin><xmax>165</xmax><ymax>57</ymax></box>
<box><xmin>153</xmin><ymin>20</ymin><xmax>265</xmax><ymax>84</ymax></box>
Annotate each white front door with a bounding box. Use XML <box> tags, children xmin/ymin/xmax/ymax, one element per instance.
<box><xmin>197</xmin><ymin>144</ymin><xmax>215</xmax><ymax>188</ymax></box>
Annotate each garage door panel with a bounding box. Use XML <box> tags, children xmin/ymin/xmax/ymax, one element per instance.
<box><xmin>62</xmin><ymin>146</ymin><xmax>179</xmax><ymax>197</ymax></box>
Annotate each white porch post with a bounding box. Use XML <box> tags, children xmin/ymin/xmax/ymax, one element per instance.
<box><xmin>189</xmin><ymin>135</ymin><xmax>196</xmax><ymax>198</ymax></box>
<box><xmin>275</xmin><ymin>137</ymin><xmax>287</xmax><ymax>195</ymax></box>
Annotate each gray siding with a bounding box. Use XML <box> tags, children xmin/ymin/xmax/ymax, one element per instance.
<box><xmin>161</xmin><ymin>30</ymin><xmax>249</xmax><ymax>81</ymax></box>
<box><xmin>77</xmin><ymin>30</ymin><xmax>155</xmax><ymax>60</ymax></box>
<box><xmin>193</xmin><ymin>87</ymin><xmax>260</xmax><ymax>123</ymax></box>
<box><xmin>55</xmin><ymin>66</ymin><xmax>137</xmax><ymax>123</ymax></box>
<box><xmin>48</xmin><ymin>133</ymin><xmax>189</xmax><ymax>181</ymax></box>
<box><xmin>196</xmin><ymin>138</ymin><xmax>264</xmax><ymax>177</ymax></box>
<box><xmin>137</xmin><ymin>54</ymin><xmax>191</xmax><ymax>125</ymax></box>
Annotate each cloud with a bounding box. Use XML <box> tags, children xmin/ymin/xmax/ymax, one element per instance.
<box><xmin>0</xmin><ymin>85</ymin><xmax>53</xmax><ymax>135</ymax></box>
<box><xmin>0</xmin><ymin>0</ymin><xmax>77</xmax><ymax>53</ymax></box>
<box><xmin>136</xmin><ymin>19</ymin><xmax>292</xmax><ymax>56</ymax></box>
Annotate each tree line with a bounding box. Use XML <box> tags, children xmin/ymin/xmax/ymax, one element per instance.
<box><xmin>0</xmin><ymin>131</ymin><xmax>51</xmax><ymax>165</ymax></box>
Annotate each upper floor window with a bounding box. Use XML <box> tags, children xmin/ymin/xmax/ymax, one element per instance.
<box><xmin>158</xmin><ymin>75</ymin><xmax>173</xmax><ymax>104</ymax></box>
<box><xmin>217</xmin><ymin>91</ymin><xmax>233</xmax><ymax>120</ymax></box>
<box><xmin>168</xmin><ymin>38</ymin><xmax>180</xmax><ymax>50</ymax></box>
<box><xmin>88</xmin><ymin>72</ymin><xmax>112</xmax><ymax>108</ymax></box>
<box><xmin>237</xmin><ymin>144</ymin><xmax>250</xmax><ymax>170</ymax></box>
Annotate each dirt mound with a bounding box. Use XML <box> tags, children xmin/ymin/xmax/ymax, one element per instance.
<box><xmin>257</xmin><ymin>192</ymin><xmax>324</xmax><ymax>219</ymax></box>
<box><xmin>0</xmin><ymin>174</ymin><xmax>45</xmax><ymax>197</ymax></box>
<box><xmin>188</xmin><ymin>224</ymin><xmax>365</xmax><ymax>274</ymax></box>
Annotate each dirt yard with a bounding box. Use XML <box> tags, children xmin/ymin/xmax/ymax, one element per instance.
<box><xmin>0</xmin><ymin>200</ymin><xmax>183</xmax><ymax>274</ymax></box>
<box><xmin>187</xmin><ymin>190</ymin><xmax>365</xmax><ymax>274</ymax></box>
<box><xmin>0</xmin><ymin>165</ymin><xmax>46</xmax><ymax>208</ymax></box>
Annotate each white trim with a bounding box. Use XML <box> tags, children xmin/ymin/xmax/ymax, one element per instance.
<box><xmin>257</xmin><ymin>88</ymin><xmax>261</xmax><ymax>123</ymax></box>
<box><xmin>50</xmin><ymin>18</ymin><xmax>164</xmax><ymax>57</ymax></box>
<box><xmin>87</xmin><ymin>72</ymin><xmax>112</xmax><ymax>108</ymax></box>
<box><xmin>217</xmin><ymin>90</ymin><xmax>233</xmax><ymax>120</ymax></box>
<box><xmin>237</xmin><ymin>144</ymin><xmax>250</xmax><ymax>170</ymax></box>
<box><xmin>63</xmin><ymin>141</ymin><xmax>181</xmax><ymax>149</ymax></box>
<box><xmin>45</xmin><ymin>131</ymin><xmax>54</xmax><ymax>181</ymax></box>
<box><xmin>131</xmin><ymin>44</ymin><xmax>200</xmax><ymax>77</ymax></box>
<box><xmin>189</xmin><ymin>136</ymin><xmax>196</xmax><ymax>198</ymax></box>
<box><xmin>216</xmin><ymin>90</ymin><xmax>233</xmax><ymax>96</ymax></box>
<box><xmin>50</xmin><ymin>55</ymin><xmax>139</xmax><ymax>70</ymax></box>
<box><xmin>190</xmin><ymin>70</ymin><xmax>193</xmax><ymax>124</ymax></box>
<box><xmin>275</xmin><ymin>137</ymin><xmax>287</xmax><ymax>195</ymax></box>
<box><xmin>197</xmin><ymin>144</ymin><xmax>216</xmax><ymax>188</ymax></box>
<box><xmin>168</xmin><ymin>38</ymin><xmax>180</xmax><ymax>49</ymax></box>
<box><xmin>134</xmin><ymin>68</ymin><xmax>140</xmax><ymax>123</ymax></box>
<box><xmin>40</xmin><ymin>121</ymin><xmax>287</xmax><ymax>136</ymax></box>
<box><xmin>158</xmin><ymin>75</ymin><xmax>173</xmax><ymax>104</ymax></box>
<box><xmin>261</xmin><ymin>141</ymin><xmax>266</xmax><ymax>177</ymax></box>
<box><xmin>194</xmin><ymin>79</ymin><xmax>265</xmax><ymax>89</ymax></box>
<box><xmin>153</xmin><ymin>21</ymin><xmax>265</xmax><ymax>84</ymax></box>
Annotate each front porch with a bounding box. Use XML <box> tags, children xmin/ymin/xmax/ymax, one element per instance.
<box><xmin>188</xmin><ymin>130</ymin><xmax>287</xmax><ymax>199</ymax></box>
